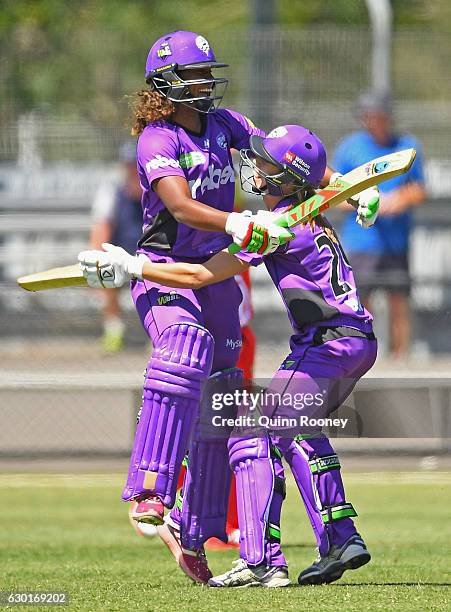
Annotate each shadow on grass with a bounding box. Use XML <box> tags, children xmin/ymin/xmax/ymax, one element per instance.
<box><xmin>277</xmin><ymin>582</ymin><xmax>451</xmax><ymax>590</ymax></box>
<box><xmin>329</xmin><ymin>582</ymin><xmax>451</xmax><ymax>587</ymax></box>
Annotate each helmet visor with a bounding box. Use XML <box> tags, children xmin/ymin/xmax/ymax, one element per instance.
<box><xmin>148</xmin><ymin>65</ymin><xmax>228</xmax><ymax>113</ymax></box>
<box><xmin>239</xmin><ymin>148</ymin><xmax>309</xmax><ymax>197</ymax></box>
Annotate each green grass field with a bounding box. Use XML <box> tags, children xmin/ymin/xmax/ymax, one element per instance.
<box><xmin>0</xmin><ymin>472</ymin><xmax>450</xmax><ymax>611</ymax></box>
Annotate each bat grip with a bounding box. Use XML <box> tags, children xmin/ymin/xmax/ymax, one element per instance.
<box><xmin>227</xmin><ymin>212</ymin><xmax>291</xmax><ymax>255</ymax></box>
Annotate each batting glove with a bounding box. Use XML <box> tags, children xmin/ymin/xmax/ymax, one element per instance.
<box><xmin>225</xmin><ymin>210</ymin><xmax>294</xmax><ymax>255</ymax></box>
<box><xmin>78</xmin><ymin>243</ymin><xmax>148</xmax><ymax>288</ymax></box>
<box><xmin>351</xmin><ymin>186</ymin><xmax>380</xmax><ymax>228</ymax></box>
<box><xmin>329</xmin><ymin>173</ymin><xmax>380</xmax><ymax>229</ymax></box>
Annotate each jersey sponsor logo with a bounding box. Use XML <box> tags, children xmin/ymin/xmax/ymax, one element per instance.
<box><xmin>281</xmin><ymin>359</ymin><xmax>296</xmax><ymax>369</ymax></box>
<box><xmin>216</xmin><ymin>132</ymin><xmax>227</xmax><ymax>149</ymax></box>
<box><xmin>146</xmin><ymin>155</ymin><xmax>181</xmax><ymax>172</ymax></box>
<box><xmin>226</xmin><ymin>338</ymin><xmax>242</xmax><ymax>350</ymax></box>
<box><xmin>157</xmin><ymin>291</ymin><xmax>180</xmax><ymax>306</ymax></box>
<box><xmin>179</xmin><ymin>151</ymin><xmax>207</xmax><ymax>168</ymax></box>
<box><xmin>157</xmin><ymin>42</ymin><xmax>172</xmax><ymax>59</ymax></box>
<box><xmin>195</xmin><ymin>35</ymin><xmax>210</xmax><ymax>55</ymax></box>
<box><xmin>189</xmin><ymin>163</ymin><xmax>235</xmax><ymax>198</ymax></box>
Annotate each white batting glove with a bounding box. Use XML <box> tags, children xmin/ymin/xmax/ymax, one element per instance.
<box><xmin>78</xmin><ymin>243</ymin><xmax>148</xmax><ymax>288</ymax></box>
<box><xmin>225</xmin><ymin>210</ymin><xmax>294</xmax><ymax>255</ymax></box>
<box><xmin>351</xmin><ymin>186</ymin><xmax>380</xmax><ymax>228</ymax></box>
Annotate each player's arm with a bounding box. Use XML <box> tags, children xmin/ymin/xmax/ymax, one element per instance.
<box><xmin>318</xmin><ymin>166</ymin><xmax>338</xmax><ymax>188</ymax></box>
<box><xmin>144</xmin><ymin>250</ymin><xmax>247</xmax><ymax>289</ymax></box>
<box><xmin>154</xmin><ymin>175</ymin><xmax>228</xmax><ymax>231</ymax></box>
<box><xmin>78</xmin><ymin>244</ymin><xmax>248</xmax><ymax>290</ymax></box>
<box><xmin>153</xmin><ymin>176</ymin><xmax>291</xmax><ymax>254</ymax></box>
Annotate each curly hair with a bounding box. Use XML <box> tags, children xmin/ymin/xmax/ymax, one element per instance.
<box><xmin>129</xmin><ymin>89</ymin><xmax>175</xmax><ymax>136</ymax></box>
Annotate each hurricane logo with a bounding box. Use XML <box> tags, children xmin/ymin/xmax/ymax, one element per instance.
<box><xmin>217</xmin><ymin>133</ymin><xmax>227</xmax><ymax>149</ymax></box>
<box><xmin>195</xmin><ymin>36</ymin><xmax>210</xmax><ymax>55</ymax></box>
<box><xmin>267</xmin><ymin>127</ymin><xmax>288</xmax><ymax>138</ymax></box>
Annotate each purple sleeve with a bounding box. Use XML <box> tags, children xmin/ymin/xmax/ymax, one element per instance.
<box><xmin>233</xmin><ymin>248</ymin><xmax>265</xmax><ymax>267</ymax></box>
<box><xmin>137</xmin><ymin>126</ymin><xmax>185</xmax><ymax>188</ymax></box>
<box><xmin>217</xmin><ymin>109</ymin><xmax>265</xmax><ymax>150</ymax></box>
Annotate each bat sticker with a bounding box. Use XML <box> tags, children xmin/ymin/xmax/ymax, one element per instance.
<box><xmin>373</xmin><ymin>161</ymin><xmax>390</xmax><ymax>173</ymax></box>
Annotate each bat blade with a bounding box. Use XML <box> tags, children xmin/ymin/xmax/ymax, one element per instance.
<box><xmin>228</xmin><ymin>148</ymin><xmax>416</xmax><ymax>254</ymax></box>
<box><xmin>17</xmin><ymin>264</ymin><xmax>87</xmax><ymax>291</ymax></box>
<box><xmin>281</xmin><ymin>147</ymin><xmax>416</xmax><ymax>229</ymax></box>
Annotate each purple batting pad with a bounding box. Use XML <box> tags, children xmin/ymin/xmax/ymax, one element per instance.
<box><xmin>179</xmin><ymin>368</ymin><xmax>242</xmax><ymax>549</ymax></box>
<box><xmin>228</xmin><ymin>435</ymin><xmax>277</xmax><ymax>566</ymax></box>
<box><xmin>280</xmin><ymin>434</ymin><xmax>357</xmax><ymax>556</ymax></box>
<box><xmin>122</xmin><ymin>323</ymin><xmax>214</xmax><ymax>506</ymax></box>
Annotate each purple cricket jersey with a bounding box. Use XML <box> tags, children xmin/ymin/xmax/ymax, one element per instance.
<box><xmin>236</xmin><ymin>198</ymin><xmax>374</xmax><ymax>334</ymax></box>
<box><xmin>136</xmin><ymin>109</ymin><xmax>263</xmax><ymax>259</ymax></box>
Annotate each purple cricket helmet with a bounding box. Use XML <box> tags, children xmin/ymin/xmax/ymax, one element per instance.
<box><xmin>145</xmin><ymin>31</ymin><xmax>228</xmax><ymax>113</ymax></box>
<box><xmin>240</xmin><ymin>125</ymin><xmax>327</xmax><ymax>197</ymax></box>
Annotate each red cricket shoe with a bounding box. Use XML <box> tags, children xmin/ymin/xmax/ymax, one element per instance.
<box><xmin>157</xmin><ymin>523</ymin><xmax>213</xmax><ymax>584</ymax></box>
<box><xmin>129</xmin><ymin>495</ymin><xmax>164</xmax><ymax>525</ymax></box>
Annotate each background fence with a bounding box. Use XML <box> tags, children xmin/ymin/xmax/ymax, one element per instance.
<box><xmin>1</xmin><ymin>27</ymin><xmax>451</xmax><ymax>160</ymax></box>
<box><xmin>1</xmin><ymin>25</ymin><xmax>451</xmax><ymax>458</ymax></box>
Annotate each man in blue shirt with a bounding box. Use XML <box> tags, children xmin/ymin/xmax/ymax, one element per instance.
<box><xmin>90</xmin><ymin>142</ymin><xmax>143</xmax><ymax>352</ymax></box>
<box><xmin>333</xmin><ymin>91</ymin><xmax>426</xmax><ymax>358</ymax></box>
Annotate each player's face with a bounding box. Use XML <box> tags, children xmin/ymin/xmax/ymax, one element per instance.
<box><xmin>254</xmin><ymin>158</ymin><xmax>279</xmax><ymax>191</ymax></box>
<box><xmin>178</xmin><ymin>67</ymin><xmax>214</xmax><ymax>98</ymax></box>
<box><xmin>255</xmin><ymin>157</ymin><xmax>299</xmax><ymax>196</ymax></box>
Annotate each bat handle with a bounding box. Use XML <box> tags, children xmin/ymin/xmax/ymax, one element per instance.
<box><xmin>227</xmin><ymin>213</ymin><xmax>292</xmax><ymax>255</ymax></box>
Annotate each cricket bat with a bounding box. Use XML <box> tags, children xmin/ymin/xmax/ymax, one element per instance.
<box><xmin>17</xmin><ymin>148</ymin><xmax>416</xmax><ymax>292</ymax></box>
<box><xmin>17</xmin><ymin>264</ymin><xmax>86</xmax><ymax>291</ymax></box>
<box><xmin>228</xmin><ymin>147</ymin><xmax>416</xmax><ymax>254</ymax></box>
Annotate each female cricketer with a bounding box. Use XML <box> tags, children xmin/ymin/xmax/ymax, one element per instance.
<box><xmin>96</xmin><ymin>29</ymin><xmax>293</xmax><ymax>582</ymax></box>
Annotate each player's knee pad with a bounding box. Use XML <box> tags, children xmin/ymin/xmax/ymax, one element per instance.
<box><xmin>180</xmin><ymin>368</ymin><xmax>242</xmax><ymax>550</ymax></box>
<box><xmin>146</xmin><ymin>322</ymin><xmax>215</xmax><ymax>399</ymax></box>
<box><xmin>122</xmin><ymin>323</ymin><xmax>214</xmax><ymax>506</ymax></box>
<box><xmin>228</xmin><ymin>435</ymin><xmax>274</xmax><ymax>565</ymax></box>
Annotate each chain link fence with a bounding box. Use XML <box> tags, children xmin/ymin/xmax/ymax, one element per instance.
<box><xmin>1</xmin><ymin>26</ymin><xmax>451</xmax><ymax>457</ymax></box>
<box><xmin>1</xmin><ymin>27</ymin><xmax>451</xmax><ymax>159</ymax></box>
